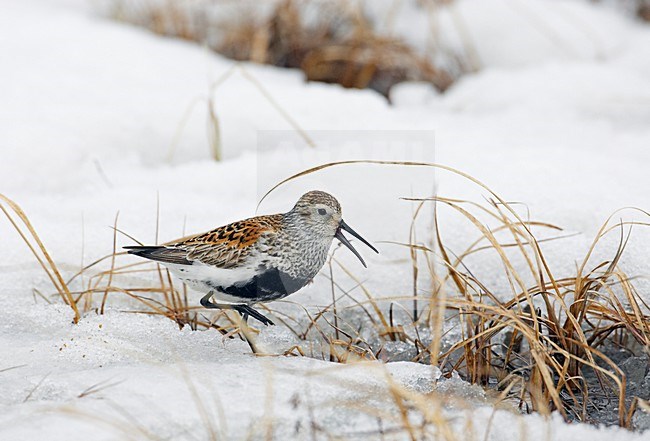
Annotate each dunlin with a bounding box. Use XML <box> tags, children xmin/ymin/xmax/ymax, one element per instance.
<box><xmin>125</xmin><ymin>191</ymin><xmax>378</xmax><ymax>325</ymax></box>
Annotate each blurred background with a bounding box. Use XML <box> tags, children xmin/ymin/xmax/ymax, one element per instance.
<box><xmin>100</xmin><ymin>0</ymin><xmax>650</xmax><ymax>99</ymax></box>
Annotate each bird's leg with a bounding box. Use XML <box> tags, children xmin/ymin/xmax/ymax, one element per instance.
<box><xmin>200</xmin><ymin>292</ymin><xmax>219</xmax><ymax>309</ymax></box>
<box><xmin>201</xmin><ymin>293</ymin><xmax>273</xmax><ymax>326</ymax></box>
<box><xmin>201</xmin><ymin>292</ymin><xmax>242</xmax><ymax>322</ymax></box>
<box><xmin>234</xmin><ymin>305</ymin><xmax>275</xmax><ymax>326</ymax></box>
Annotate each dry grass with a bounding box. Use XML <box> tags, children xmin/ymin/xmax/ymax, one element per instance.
<box><xmin>0</xmin><ymin>194</ymin><xmax>80</xmax><ymax>323</ymax></box>
<box><xmin>3</xmin><ymin>161</ymin><xmax>650</xmax><ymax>433</ymax></box>
<box><xmin>640</xmin><ymin>1</ymin><xmax>650</xmax><ymax>22</ymax></box>
<box><xmin>104</xmin><ymin>0</ymin><xmax>457</xmax><ymax>98</ymax></box>
<box><xmin>260</xmin><ymin>160</ymin><xmax>650</xmax><ymax>428</ymax></box>
<box><xmin>100</xmin><ymin>0</ymin><xmax>642</xmax><ymax>102</ymax></box>
<box><xmin>165</xmin><ymin>63</ymin><xmax>316</xmax><ymax>162</ymax></box>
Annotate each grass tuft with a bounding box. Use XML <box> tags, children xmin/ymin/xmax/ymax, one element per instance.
<box><xmin>0</xmin><ymin>194</ymin><xmax>80</xmax><ymax>323</ymax></box>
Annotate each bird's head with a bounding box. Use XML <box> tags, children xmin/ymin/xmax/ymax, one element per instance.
<box><xmin>290</xmin><ymin>190</ymin><xmax>378</xmax><ymax>267</ymax></box>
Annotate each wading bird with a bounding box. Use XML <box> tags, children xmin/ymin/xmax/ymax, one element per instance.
<box><xmin>125</xmin><ymin>191</ymin><xmax>378</xmax><ymax>325</ymax></box>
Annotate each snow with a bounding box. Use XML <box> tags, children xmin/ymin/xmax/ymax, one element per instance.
<box><xmin>1</xmin><ymin>0</ymin><xmax>650</xmax><ymax>439</ymax></box>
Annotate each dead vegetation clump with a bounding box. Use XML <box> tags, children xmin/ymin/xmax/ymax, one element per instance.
<box><xmin>637</xmin><ymin>0</ymin><xmax>650</xmax><ymax>21</ymax></box>
<box><xmin>105</xmin><ymin>0</ymin><xmax>456</xmax><ymax>97</ymax></box>
<box><xmin>2</xmin><ymin>161</ymin><xmax>650</xmax><ymax>432</ymax></box>
<box><xmin>597</xmin><ymin>0</ymin><xmax>650</xmax><ymax>22</ymax></box>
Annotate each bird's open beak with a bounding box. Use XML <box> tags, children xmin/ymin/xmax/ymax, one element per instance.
<box><xmin>334</xmin><ymin>220</ymin><xmax>379</xmax><ymax>268</ymax></box>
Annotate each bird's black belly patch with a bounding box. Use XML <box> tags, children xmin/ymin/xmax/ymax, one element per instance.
<box><xmin>207</xmin><ymin>267</ymin><xmax>307</xmax><ymax>302</ymax></box>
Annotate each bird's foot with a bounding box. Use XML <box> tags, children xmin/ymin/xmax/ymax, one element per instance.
<box><xmin>234</xmin><ymin>305</ymin><xmax>275</xmax><ymax>326</ymax></box>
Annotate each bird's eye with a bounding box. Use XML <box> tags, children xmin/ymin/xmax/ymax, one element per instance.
<box><xmin>318</xmin><ymin>208</ymin><xmax>327</xmax><ymax>215</ymax></box>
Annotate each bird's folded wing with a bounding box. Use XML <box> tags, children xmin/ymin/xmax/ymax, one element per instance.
<box><xmin>164</xmin><ymin>215</ymin><xmax>281</xmax><ymax>269</ymax></box>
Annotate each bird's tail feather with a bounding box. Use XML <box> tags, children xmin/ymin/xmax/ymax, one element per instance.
<box><xmin>124</xmin><ymin>245</ymin><xmax>192</xmax><ymax>265</ymax></box>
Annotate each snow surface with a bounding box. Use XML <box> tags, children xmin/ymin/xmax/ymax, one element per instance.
<box><xmin>1</xmin><ymin>0</ymin><xmax>649</xmax><ymax>439</ymax></box>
